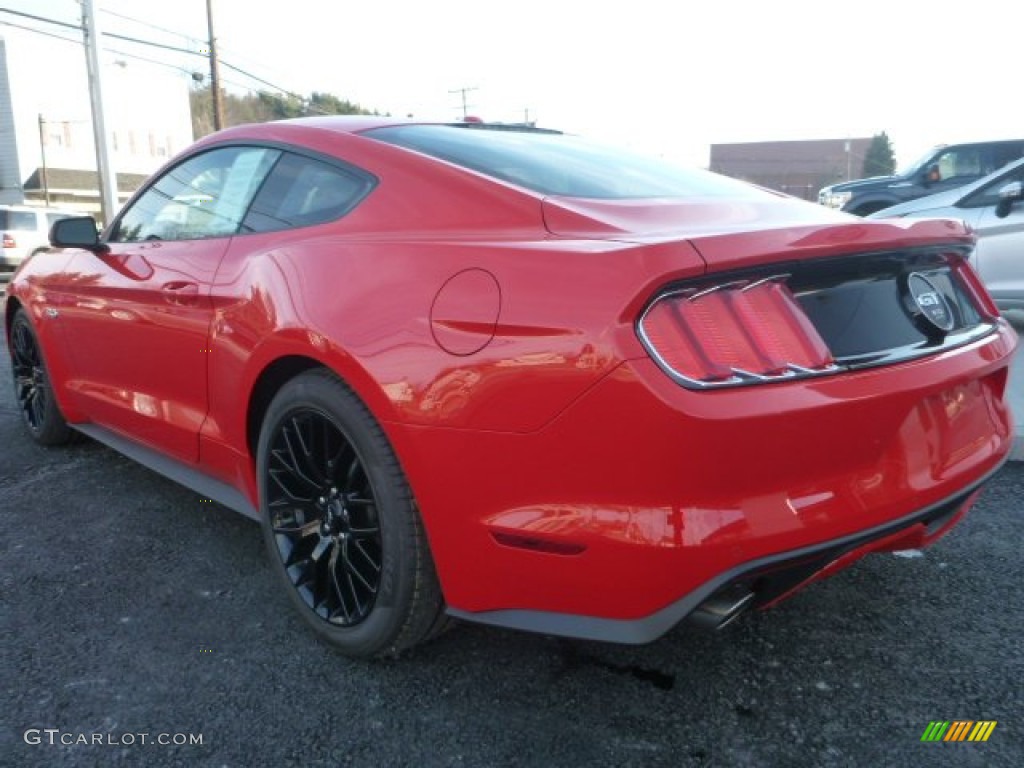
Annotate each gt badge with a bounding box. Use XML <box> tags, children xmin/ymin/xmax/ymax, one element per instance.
<box><xmin>907</xmin><ymin>272</ymin><xmax>955</xmax><ymax>334</ymax></box>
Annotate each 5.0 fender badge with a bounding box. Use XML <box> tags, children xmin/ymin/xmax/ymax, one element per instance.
<box><xmin>907</xmin><ymin>272</ymin><xmax>955</xmax><ymax>334</ymax></box>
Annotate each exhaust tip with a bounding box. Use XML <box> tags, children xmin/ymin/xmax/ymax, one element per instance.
<box><xmin>688</xmin><ymin>589</ymin><xmax>756</xmax><ymax>630</ymax></box>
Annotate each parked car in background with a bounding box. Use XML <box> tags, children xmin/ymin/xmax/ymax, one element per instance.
<box><xmin>0</xmin><ymin>205</ymin><xmax>81</xmax><ymax>277</ymax></box>
<box><xmin>4</xmin><ymin>118</ymin><xmax>1018</xmax><ymax>657</ymax></box>
<box><xmin>819</xmin><ymin>139</ymin><xmax>1024</xmax><ymax>216</ymax></box>
<box><xmin>870</xmin><ymin>158</ymin><xmax>1024</xmax><ymax>312</ymax></box>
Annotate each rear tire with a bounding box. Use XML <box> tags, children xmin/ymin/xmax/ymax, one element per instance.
<box><xmin>257</xmin><ymin>369</ymin><xmax>446</xmax><ymax>658</ymax></box>
<box><xmin>9</xmin><ymin>308</ymin><xmax>73</xmax><ymax>445</ymax></box>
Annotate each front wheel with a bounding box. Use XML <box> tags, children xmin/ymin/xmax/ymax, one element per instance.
<box><xmin>257</xmin><ymin>369</ymin><xmax>446</xmax><ymax>657</ymax></box>
<box><xmin>9</xmin><ymin>308</ymin><xmax>73</xmax><ymax>445</ymax></box>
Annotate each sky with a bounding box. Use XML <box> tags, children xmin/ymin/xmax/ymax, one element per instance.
<box><xmin>2</xmin><ymin>0</ymin><xmax>1020</xmax><ymax>169</ymax></box>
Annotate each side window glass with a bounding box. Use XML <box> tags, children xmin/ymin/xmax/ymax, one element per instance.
<box><xmin>111</xmin><ymin>146</ymin><xmax>279</xmax><ymax>242</ymax></box>
<box><xmin>242</xmin><ymin>153</ymin><xmax>371</xmax><ymax>233</ymax></box>
<box><xmin>991</xmin><ymin>145</ymin><xmax>1024</xmax><ymax>170</ymax></box>
<box><xmin>961</xmin><ymin>165</ymin><xmax>1024</xmax><ymax>209</ymax></box>
<box><xmin>7</xmin><ymin>211</ymin><xmax>36</xmax><ymax>230</ymax></box>
<box><xmin>936</xmin><ymin>149</ymin><xmax>982</xmax><ymax>181</ymax></box>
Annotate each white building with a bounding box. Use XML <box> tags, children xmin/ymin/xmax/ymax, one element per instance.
<box><xmin>0</xmin><ymin>27</ymin><xmax>194</xmax><ymax>220</ymax></box>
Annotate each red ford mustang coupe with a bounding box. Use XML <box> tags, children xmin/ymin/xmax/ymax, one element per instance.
<box><xmin>5</xmin><ymin>118</ymin><xmax>1017</xmax><ymax>657</ymax></box>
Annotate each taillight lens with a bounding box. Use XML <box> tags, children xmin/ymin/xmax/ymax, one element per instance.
<box><xmin>2</xmin><ymin>233</ymin><xmax>15</xmax><ymax>249</ymax></box>
<box><xmin>639</xmin><ymin>278</ymin><xmax>835</xmax><ymax>388</ymax></box>
<box><xmin>951</xmin><ymin>257</ymin><xmax>1000</xmax><ymax>320</ymax></box>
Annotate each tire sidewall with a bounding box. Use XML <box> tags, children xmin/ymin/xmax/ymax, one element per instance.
<box><xmin>10</xmin><ymin>309</ymin><xmax>70</xmax><ymax>444</ymax></box>
<box><xmin>256</xmin><ymin>372</ymin><xmax>416</xmax><ymax>657</ymax></box>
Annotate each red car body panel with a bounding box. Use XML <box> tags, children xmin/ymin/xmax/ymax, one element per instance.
<box><xmin>5</xmin><ymin>117</ymin><xmax>1017</xmax><ymax>643</ymax></box>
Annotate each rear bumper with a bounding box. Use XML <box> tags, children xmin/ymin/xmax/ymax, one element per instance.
<box><xmin>392</xmin><ymin>319</ymin><xmax>1016</xmax><ymax>641</ymax></box>
<box><xmin>447</xmin><ymin>469</ymin><xmax>998</xmax><ymax>643</ymax></box>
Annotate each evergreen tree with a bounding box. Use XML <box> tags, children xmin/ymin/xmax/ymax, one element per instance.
<box><xmin>863</xmin><ymin>132</ymin><xmax>896</xmax><ymax>177</ymax></box>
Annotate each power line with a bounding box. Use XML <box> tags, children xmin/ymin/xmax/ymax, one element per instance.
<box><xmin>219</xmin><ymin>59</ymin><xmax>305</xmax><ymax>102</ymax></box>
<box><xmin>104</xmin><ymin>46</ymin><xmax>201</xmax><ymax>80</ymax></box>
<box><xmin>99</xmin><ymin>7</ymin><xmax>196</xmax><ymax>43</ymax></box>
<box><xmin>448</xmin><ymin>86</ymin><xmax>477</xmax><ymax>119</ymax></box>
<box><xmin>101</xmin><ymin>7</ymin><xmax>336</xmax><ymax>110</ymax></box>
<box><xmin>0</xmin><ymin>6</ymin><xmax>78</xmax><ymax>31</ymax></box>
<box><xmin>0</xmin><ymin>7</ymin><xmax>201</xmax><ymax>56</ymax></box>
<box><xmin>0</xmin><ymin>5</ymin><xmax>362</xmax><ymax>116</ymax></box>
<box><xmin>99</xmin><ymin>2</ymin><xmax>304</xmax><ymax>95</ymax></box>
<box><xmin>0</xmin><ymin>7</ymin><xmax>304</xmax><ymax>99</ymax></box>
<box><xmin>0</xmin><ymin>18</ymin><xmax>80</xmax><ymax>46</ymax></box>
<box><xmin>0</xmin><ymin>18</ymin><xmax>205</xmax><ymax>82</ymax></box>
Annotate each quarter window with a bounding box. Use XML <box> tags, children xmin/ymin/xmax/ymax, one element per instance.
<box><xmin>242</xmin><ymin>153</ymin><xmax>372</xmax><ymax>233</ymax></box>
<box><xmin>111</xmin><ymin>146</ymin><xmax>279</xmax><ymax>242</ymax></box>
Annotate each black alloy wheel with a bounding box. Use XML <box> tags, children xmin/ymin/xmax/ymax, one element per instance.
<box><xmin>258</xmin><ymin>369</ymin><xmax>446</xmax><ymax>657</ymax></box>
<box><xmin>9</xmin><ymin>309</ymin><xmax>72</xmax><ymax>445</ymax></box>
<box><xmin>266</xmin><ymin>408</ymin><xmax>383</xmax><ymax>626</ymax></box>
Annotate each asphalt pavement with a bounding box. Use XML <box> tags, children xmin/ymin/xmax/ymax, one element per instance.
<box><xmin>1</xmin><ymin>307</ymin><xmax>1023</xmax><ymax>767</ymax></box>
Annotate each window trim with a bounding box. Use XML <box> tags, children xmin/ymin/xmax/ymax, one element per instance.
<box><xmin>105</xmin><ymin>140</ymin><xmax>379</xmax><ymax>243</ymax></box>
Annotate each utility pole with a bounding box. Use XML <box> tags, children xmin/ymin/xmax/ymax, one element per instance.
<box><xmin>37</xmin><ymin>115</ymin><xmax>50</xmax><ymax>205</ymax></box>
<box><xmin>81</xmin><ymin>0</ymin><xmax>118</xmax><ymax>225</ymax></box>
<box><xmin>448</xmin><ymin>86</ymin><xmax>477</xmax><ymax>120</ymax></box>
<box><xmin>206</xmin><ymin>0</ymin><xmax>224</xmax><ymax>131</ymax></box>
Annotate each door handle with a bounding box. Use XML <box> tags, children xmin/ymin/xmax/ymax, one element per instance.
<box><xmin>161</xmin><ymin>281</ymin><xmax>200</xmax><ymax>304</ymax></box>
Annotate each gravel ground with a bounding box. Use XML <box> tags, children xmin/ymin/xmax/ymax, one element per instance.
<box><xmin>1</xmin><ymin>328</ymin><xmax>1021</xmax><ymax>767</ymax></box>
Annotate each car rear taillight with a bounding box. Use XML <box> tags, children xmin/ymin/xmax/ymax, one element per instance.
<box><xmin>2</xmin><ymin>233</ymin><xmax>15</xmax><ymax>249</ymax></box>
<box><xmin>951</xmin><ymin>258</ymin><xmax>1001</xmax><ymax>320</ymax></box>
<box><xmin>639</xmin><ymin>277</ymin><xmax>836</xmax><ymax>388</ymax></box>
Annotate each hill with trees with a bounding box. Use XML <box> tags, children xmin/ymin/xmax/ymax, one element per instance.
<box><xmin>190</xmin><ymin>86</ymin><xmax>378</xmax><ymax>138</ymax></box>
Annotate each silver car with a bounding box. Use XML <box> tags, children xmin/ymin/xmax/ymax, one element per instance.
<box><xmin>0</xmin><ymin>205</ymin><xmax>80</xmax><ymax>277</ymax></box>
<box><xmin>869</xmin><ymin>158</ymin><xmax>1024</xmax><ymax>311</ymax></box>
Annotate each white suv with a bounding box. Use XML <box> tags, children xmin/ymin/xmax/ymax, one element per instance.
<box><xmin>1</xmin><ymin>205</ymin><xmax>81</xmax><ymax>275</ymax></box>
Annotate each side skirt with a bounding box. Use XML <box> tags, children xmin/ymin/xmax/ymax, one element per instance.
<box><xmin>72</xmin><ymin>423</ymin><xmax>259</xmax><ymax>521</ymax></box>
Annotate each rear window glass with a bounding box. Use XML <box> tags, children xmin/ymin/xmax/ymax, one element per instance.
<box><xmin>365</xmin><ymin>125</ymin><xmax>766</xmax><ymax>200</ymax></box>
<box><xmin>0</xmin><ymin>211</ymin><xmax>37</xmax><ymax>230</ymax></box>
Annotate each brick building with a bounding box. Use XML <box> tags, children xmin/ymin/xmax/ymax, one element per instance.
<box><xmin>709</xmin><ymin>138</ymin><xmax>874</xmax><ymax>201</ymax></box>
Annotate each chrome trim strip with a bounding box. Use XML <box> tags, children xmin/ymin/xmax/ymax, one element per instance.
<box><xmin>740</xmin><ymin>273</ymin><xmax>790</xmax><ymax>292</ymax></box>
<box><xmin>636</xmin><ymin>275</ymin><xmax>1000</xmax><ymax>391</ymax></box>
<box><xmin>688</xmin><ymin>280</ymin><xmax>749</xmax><ymax>301</ymax></box>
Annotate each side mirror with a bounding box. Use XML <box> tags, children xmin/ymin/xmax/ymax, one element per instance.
<box><xmin>49</xmin><ymin>216</ymin><xmax>107</xmax><ymax>253</ymax></box>
<box><xmin>995</xmin><ymin>180</ymin><xmax>1023</xmax><ymax>218</ymax></box>
<box><xmin>922</xmin><ymin>164</ymin><xmax>941</xmax><ymax>185</ymax></box>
